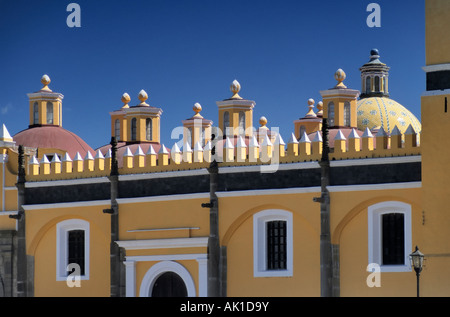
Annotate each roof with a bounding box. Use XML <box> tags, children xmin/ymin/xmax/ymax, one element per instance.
<box><xmin>13</xmin><ymin>126</ymin><xmax>94</xmax><ymax>158</ymax></box>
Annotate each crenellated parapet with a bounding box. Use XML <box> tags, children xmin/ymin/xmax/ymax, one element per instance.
<box><xmin>24</xmin><ymin>123</ymin><xmax>421</xmax><ymax>181</ymax></box>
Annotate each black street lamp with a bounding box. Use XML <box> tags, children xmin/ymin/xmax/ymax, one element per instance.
<box><xmin>409</xmin><ymin>246</ymin><xmax>424</xmax><ymax>297</ymax></box>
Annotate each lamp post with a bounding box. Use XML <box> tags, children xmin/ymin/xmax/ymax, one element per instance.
<box><xmin>409</xmin><ymin>246</ymin><xmax>424</xmax><ymax>297</ymax></box>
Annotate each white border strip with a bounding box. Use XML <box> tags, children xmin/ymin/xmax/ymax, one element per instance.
<box><xmin>116</xmin><ymin>192</ymin><xmax>209</xmax><ymax>204</ymax></box>
<box><xmin>328</xmin><ymin>181</ymin><xmax>421</xmax><ymax>192</ymax></box>
<box><xmin>127</xmin><ymin>227</ymin><xmax>200</xmax><ymax>233</ymax></box>
<box><xmin>116</xmin><ymin>237</ymin><xmax>208</xmax><ymax>251</ymax></box>
<box><xmin>422</xmin><ymin>63</ymin><xmax>450</xmax><ymax>73</ymax></box>
<box><xmin>25</xmin><ymin>176</ymin><xmax>110</xmax><ymax>188</ymax></box>
<box><xmin>119</xmin><ymin>168</ymin><xmax>209</xmax><ymax>181</ymax></box>
<box><xmin>422</xmin><ymin>89</ymin><xmax>450</xmax><ymax>97</ymax></box>
<box><xmin>330</xmin><ymin>155</ymin><xmax>421</xmax><ymax>167</ymax></box>
<box><xmin>23</xmin><ymin>199</ymin><xmax>110</xmax><ymax>211</ymax></box>
<box><xmin>125</xmin><ymin>253</ymin><xmax>207</xmax><ymax>262</ymax></box>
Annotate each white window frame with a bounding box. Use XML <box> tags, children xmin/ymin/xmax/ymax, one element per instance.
<box><xmin>56</xmin><ymin>219</ymin><xmax>90</xmax><ymax>281</ymax></box>
<box><xmin>253</xmin><ymin>209</ymin><xmax>293</xmax><ymax>277</ymax></box>
<box><xmin>368</xmin><ymin>201</ymin><xmax>412</xmax><ymax>272</ymax></box>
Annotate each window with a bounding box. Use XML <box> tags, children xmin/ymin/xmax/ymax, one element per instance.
<box><xmin>238</xmin><ymin>111</ymin><xmax>245</xmax><ymax>135</ymax></box>
<box><xmin>131</xmin><ymin>118</ymin><xmax>137</xmax><ymax>141</ymax></box>
<box><xmin>266</xmin><ymin>221</ymin><xmax>287</xmax><ymax>270</ymax></box>
<box><xmin>47</xmin><ymin>102</ymin><xmax>53</xmax><ymax>124</ymax></box>
<box><xmin>368</xmin><ymin>201</ymin><xmax>412</xmax><ymax>272</ymax></box>
<box><xmin>344</xmin><ymin>102</ymin><xmax>351</xmax><ymax>126</ymax></box>
<box><xmin>328</xmin><ymin>102</ymin><xmax>335</xmax><ymax>127</ymax></box>
<box><xmin>146</xmin><ymin>118</ymin><xmax>152</xmax><ymax>141</ymax></box>
<box><xmin>253</xmin><ymin>210</ymin><xmax>293</xmax><ymax>277</ymax></box>
<box><xmin>375</xmin><ymin>76</ymin><xmax>380</xmax><ymax>92</ymax></box>
<box><xmin>115</xmin><ymin>119</ymin><xmax>120</xmax><ymax>141</ymax></box>
<box><xmin>366</xmin><ymin>76</ymin><xmax>371</xmax><ymax>93</ymax></box>
<box><xmin>33</xmin><ymin>102</ymin><xmax>39</xmax><ymax>124</ymax></box>
<box><xmin>299</xmin><ymin>125</ymin><xmax>306</xmax><ymax>139</ymax></box>
<box><xmin>56</xmin><ymin>219</ymin><xmax>90</xmax><ymax>280</ymax></box>
<box><xmin>223</xmin><ymin>111</ymin><xmax>230</xmax><ymax>136</ymax></box>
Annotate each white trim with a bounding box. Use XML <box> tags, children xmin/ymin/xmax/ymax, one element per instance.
<box><xmin>116</xmin><ymin>192</ymin><xmax>209</xmax><ymax>204</ymax></box>
<box><xmin>126</xmin><ymin>253</ymin><xmax>207</xmax><ymax>262</ymax></box>
<box><xmin>328</xmin><ymin>182</ymin><xmax>421</xmax><ymax>193</ymax></box>
<box><xmin>116</xmin><ymin>237</ymin><xmax>208</xmax><ymax>251</ymax></box>
<box><xmin>23</xmin><ymin>199</ymin><xmax>110</xmax><ymax>211</ymax></box>
<box><xmin>138</xmin><ymin>260</ymin><xmax>202</xmax><ymax>297</ymax></box>
<box><xmin>1</xmin><ymin>158</ymin><xmax>5</xmax><ymax>211</ymax></box>
<box><xmin>124</xmin><ymin>260</ymin><xmax>136</xmax><ymax>297</ymax></box>
<box><xmin>25</xmin><ymin>177</ymin><xmax>110</xmax><ymax>188</ymax></box>
<box><xmin>368</xmin><ymin>201</ymin><xmax>412</xmax><ymax>273</ymax></box>
<box><xmin>421</xmin><ymin>89</ymin><xmax>450</xmax><ymax>97</ymax></box>
<box><xmin>0</xmin><ymin>211</ymin><xmax>18</xmax><ymax>216</ymax></box>
<box><xmin>127</xmin><ymin>227</ymin><xmax>200</xmax><ymax>233</ymax></box>
<box><xmin>422</xmin><ymin>63</ymin><xmax>450</xmax><ymax>73</ymax></box>
<box><xmin>219</xmin><ymin>161</ymin><xmax>320</xmax><ymax>174</ymax></box>
<box><xmin>56</xmin><ymin>219</ymin><xmax>90</xmax><ymax>281</ymax></box>
<box><xmin>253</xmin><ymin>209</ymin><xmax>293</xmax><ymax>277</ymax></box>
<box><xmin>118</xmin><ymin>168</ymin><xmax>209</xmax><ymax>181</ymax></box>
<box><xmin>330</xmin><ymin>156</ymin><xmax>421</xmax><ymax>167</ymax></box>
<box><xmin>216</xmin><ymin>187</ymin><xmax>321</xmax><ymax>198</ymax></box>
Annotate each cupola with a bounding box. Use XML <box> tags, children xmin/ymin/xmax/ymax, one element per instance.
<box><xmin>182</xmin><ymin>103</ymin><xmax>213</xmax><ymax>147</ymax></box>
<box><xmin>27</xmin><ymin>75</ymin><xmax>64</xmax><ymax>127</ymax></box>
<box><xmin>359</xmin><ymin>49</ymin><xmax>390</xmax><ymax>99</ymax></box>
<box><xmin>293</xmin><ymin>98</ymin><xmax>322</xmax><ymax>140</ymax></box>
<box><xmin>216</xmin><ymin>80</ymin><xmax>255</xmax><ymax>138</ymax></box>
<box><xmin>109</xmin><ymin>90</ymin><xmax>163</xmax><ymax>144</ymax></box>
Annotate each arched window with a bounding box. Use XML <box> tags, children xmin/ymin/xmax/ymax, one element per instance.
<box><xmin>238</xmin><ymin>111</ymin><xmax>245</xmax><ymax>135</ymax></box>
<box><xmin>131</xmin><ymin>118</ymin><xmax>137</xmax><ymax>141</ymax></box>
<box><xmin>328</xmin><ymin>102</ymin><xmax>335</xmax><ymax>127</ymax></box>
<box><xmin>46</xmin><ymin>102</ymin><xmax>53</xmax><ymax>124</ymax></box>
<box><xmin>344</xmin><ymin>102</ymin><xmax>351</xmax><ymax>126</ymax></box>
<box><xmin>146</xmin><ymin>118</ymin><xmax>152</xmax><ymax>141</ymax></box>
<box><xmin>187</xmin><ymin>127</ymin><xmax>193</xmax><ymax>146</ymax></box>
<box><xmin>33</xmin><ymin>102</ymin><xmax>39</xmax><ymax>125</ymax></box>
<box><xmin>299</xmin><ymin>125</ymin><xmax>306</xmax><ymax>139</ymax></box>
<box><xmin>375</xmin><ymin>76</ymin><xmax>380</xmax><ymax>92</ymax></box>
<box><xmin>114</xmin><ymin>119</ymin><xmax>120</xmax><ymax>141</ymax></box>
<box><xmin>366</xmin><ymin>77</ymin><xmax>371</xmax><ymax>94</ymax></box>
<box><xmin>223</xmin><ymin>111</ymin><xmax>230</xmax><ymax>136</ymax></box>
<box><xmin>201</xmin><ymin>127</ymin><xmax>206</xmax><ymax>147</ymax></box>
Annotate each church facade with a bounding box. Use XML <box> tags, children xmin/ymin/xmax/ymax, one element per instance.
<box><xmin>0</xmin><ymin>0</ymin><xmax>449</xmax><ymax>297</ymax></box>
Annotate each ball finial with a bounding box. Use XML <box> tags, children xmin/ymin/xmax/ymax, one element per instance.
<box><xmin>138</xmin><ymin>89</ymin><xmax>149</xmax><ymax>105</ymax></box>
<box><xmin>230</xmin><ymin>79</ymin><xmax>242</xmax><ymax>99</ymax></box>
<box><xmin>193</xmin><ymin>102</ymin><xmax>202</xmax><ymax>116</ymax></box>
<box><xmin>334</xmin><ymin>69</ymin><xmax>347</xmax><ymax>88</ymax></box>
<box><xmin>259</xmin><ymin>116</ymin><xmax>267</xmax><ymax>127</ymax></box>
<box><xmin>308</xmin><ymin>98</ymin><xmax>315</xmax><ymax>106</ymax></box>
<box><xmin>121</xmin><ymin>93</ymin><xmax>131</xmax><ymax>108</ymax></box>
<box><xmin>41</xmin><ymin>74</ymin><xmax>51</xmax><ymax>90</ymax></box>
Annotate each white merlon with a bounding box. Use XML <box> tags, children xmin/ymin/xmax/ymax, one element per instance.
<box><xmin>134</xmin><ymin>146</ymin><xmax>145</xmax><ymax>156</ymax></box>
<box><xmin>146</xmin><ymin>145</ymin><xmax>157</xmax><ymax>155</ymax></box>
<box><xmin>30</xmin><ymin>156</ymin><xmax>39</xmax><ymax>165</ymax></box>
<box><xmin>376</xmin><ymin>127</ymin><xmax>388</xmax><ymax>137</ymax></box>
<box><xmin>288</xmin><ymin>133</ymin><xmax>299</xmax><ymax>144</ymax></box>
<box><xmin>194</xmin><ymin>141</ymin><xmax>203</xmax><ymax>152</ymax></box>
<box><xmin>362</xmin><ymin>127</ymin><xmax>373</xmax><ymax>138</ymax></box>
<box><xmin>124</xmin><ymin>147</ymin><xmax>133</xmax><ymax>157</ymax></box>
<box><xmin>0</xmin><ymin>124</ymin><xmax>13</xmax><ymax>141</ymax></box>
<box><xmin>236</xmin><ymin>136</ymin><xmax>247</xmax><ymax>148</ymax></box>
<box><xmin>95</xmin><ymin>150</ymin><xmax>105</xmax><ymax>159</ymax></box>
<box><xmin>224</xmin><ymin>137</ymin><xmax>234</xmax><ymax>149</ymax></box>
<box><xmin>74</xmin><ymin>152</ymin><xmax>83</xmax><ymax>161</ymax></box>
<box><xmin>51</xmin><ymin>154</ymin><xmax>61</xmax><ymax>163</ymax></box>
<box><xmin>335</xmin><ymin>129</ymin><xmax>346</xmax><ymax>141</ymax></box>
<box><xmin>172</xmin><ymin>143</ymin><xmax>181</xmax><ymax>153</ymax></box>
<box><xmin>203</xmin><ymin>141</ymin><xmax>212</xmax><ymax>151</ymax></box>
<box><xmin>299</xmin><ymin>131</ymin><xmax>311</xmax><ymax>143</ymax></box>
<box><xmin>105</xmin><ymin>149</ymin><xmax>112</xmax><ymax>159</ymax></box>
<box><xmin>261</xmin><ymin>134</ymin><xmax>272</xmax><ymax>146</ymax></box>
<box><xmin>159</xmin><ymin>144</ymin><xmax>169</xmax><ymax>154</ymax></box>
<box><xmin>312</xmin><ymin>131</ymin><xmax>322</xmax><ymax>143</ymax></box>
<box><xmin>40</xmin><ymin>155</ymin><xmax>50</xmax><ymax>164</ymax></box>
<box><xmin>348</xmin><ymin>128</ymin><xmax>360</xmax><ymax>139</ymax></box>
<box><xmin>183</xmin><ymin>142</ymin><xmax>192</xmax><ymax>153</ymax></box>
<box><xmin>274</xmin><ymin>134</ymin><xmax>285</xmax><ymax>145</ymax></box>
<box><xmin>85</xmin><ymin>151</ymin><xmax>94</xmax><ymax>160</ymax></box>
<box><xmin>63</xmin><ymin>153</ymin><xmax>72</xmax><ymax>162</ymax></box>
<box><xmin>249</xmin><ymin>135</ymin><xmax>259</xmax><ymax>148</ymax></box>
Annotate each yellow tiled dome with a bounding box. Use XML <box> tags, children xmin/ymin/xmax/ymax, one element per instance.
<box><xmin>356</xmin><ymin>97</ymin><xmax>421</xmax><ymax>134</ymax></box>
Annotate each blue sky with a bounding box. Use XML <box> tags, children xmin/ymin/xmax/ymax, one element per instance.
<box><xmin>0</xmin><ymin>0</ymin><xmax>425</xmax><ymax>150</ymax></box>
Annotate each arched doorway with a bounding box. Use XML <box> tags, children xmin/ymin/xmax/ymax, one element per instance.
<box><xmin>151</xmin><ymin>272</ymin><xmax>188</xmax><ymax>297</ymax></box>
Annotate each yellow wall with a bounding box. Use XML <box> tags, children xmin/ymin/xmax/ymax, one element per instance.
<box><xmin>426</xmin><ymin>0</ymin><xmax>450</xmax><ymax>65</ymax></box>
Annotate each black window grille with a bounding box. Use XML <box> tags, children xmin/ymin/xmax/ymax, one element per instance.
<box><xmin>382</xmin><ymin>213</ymin><xmax>405</xmax><ymax>265</ymax></box>
<box><xmin>266</xmin><ymin>221</ymin><xmax>287</xmax><ymax>270</ymax></box>
<box><xmin>68</xmin><ymin>230</ymin><xmax>85</xmax><ymax>276</ymax></box>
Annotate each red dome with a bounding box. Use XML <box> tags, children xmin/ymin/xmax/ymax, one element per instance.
<box><xmin>13</xmin><ymin>126</ymin><xmax>94</xmax><ymax>158</ymax></box>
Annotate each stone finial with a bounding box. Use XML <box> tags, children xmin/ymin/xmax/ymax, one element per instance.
<box><xmin>316</xmin><ymin>101</ymin><xmax>323</xmax><ymax>117</ymax></box>
<box><xmin>334</xmin><ymin>69</ymin><xmax>347</xmax><ymax>89</ymax></box>
<box><xmin>121</xmin><ymin>93</ymin><xmax>131</xmax><ymax>108</ymax></box>
<box><xmin>230</xmin><ymin>79</ymin><xmax>242</xmax><ymax>99</ymax></box>
<box><xmin>138</xmin><ymin>89</ymin><xmax>149</xmax><ymax>106</ymax></box>
<box><xmin>305</xmin><ymin>98</ymin><xmax>317</xmax><ymax>117</ymax></box>
<box><xmin>259</xmin><ymin>116</ymin><xmax>267</xmax><ymax>127</ymax></box>
<box><xmin>41</xmin><ymin>74</ymin><xmax>52</xmax><ymax>91</ymax></box>
<box><xmin>193</xmin><ymin>102</ymin><xmax>203</xmax><ymax>117</ymax></box>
